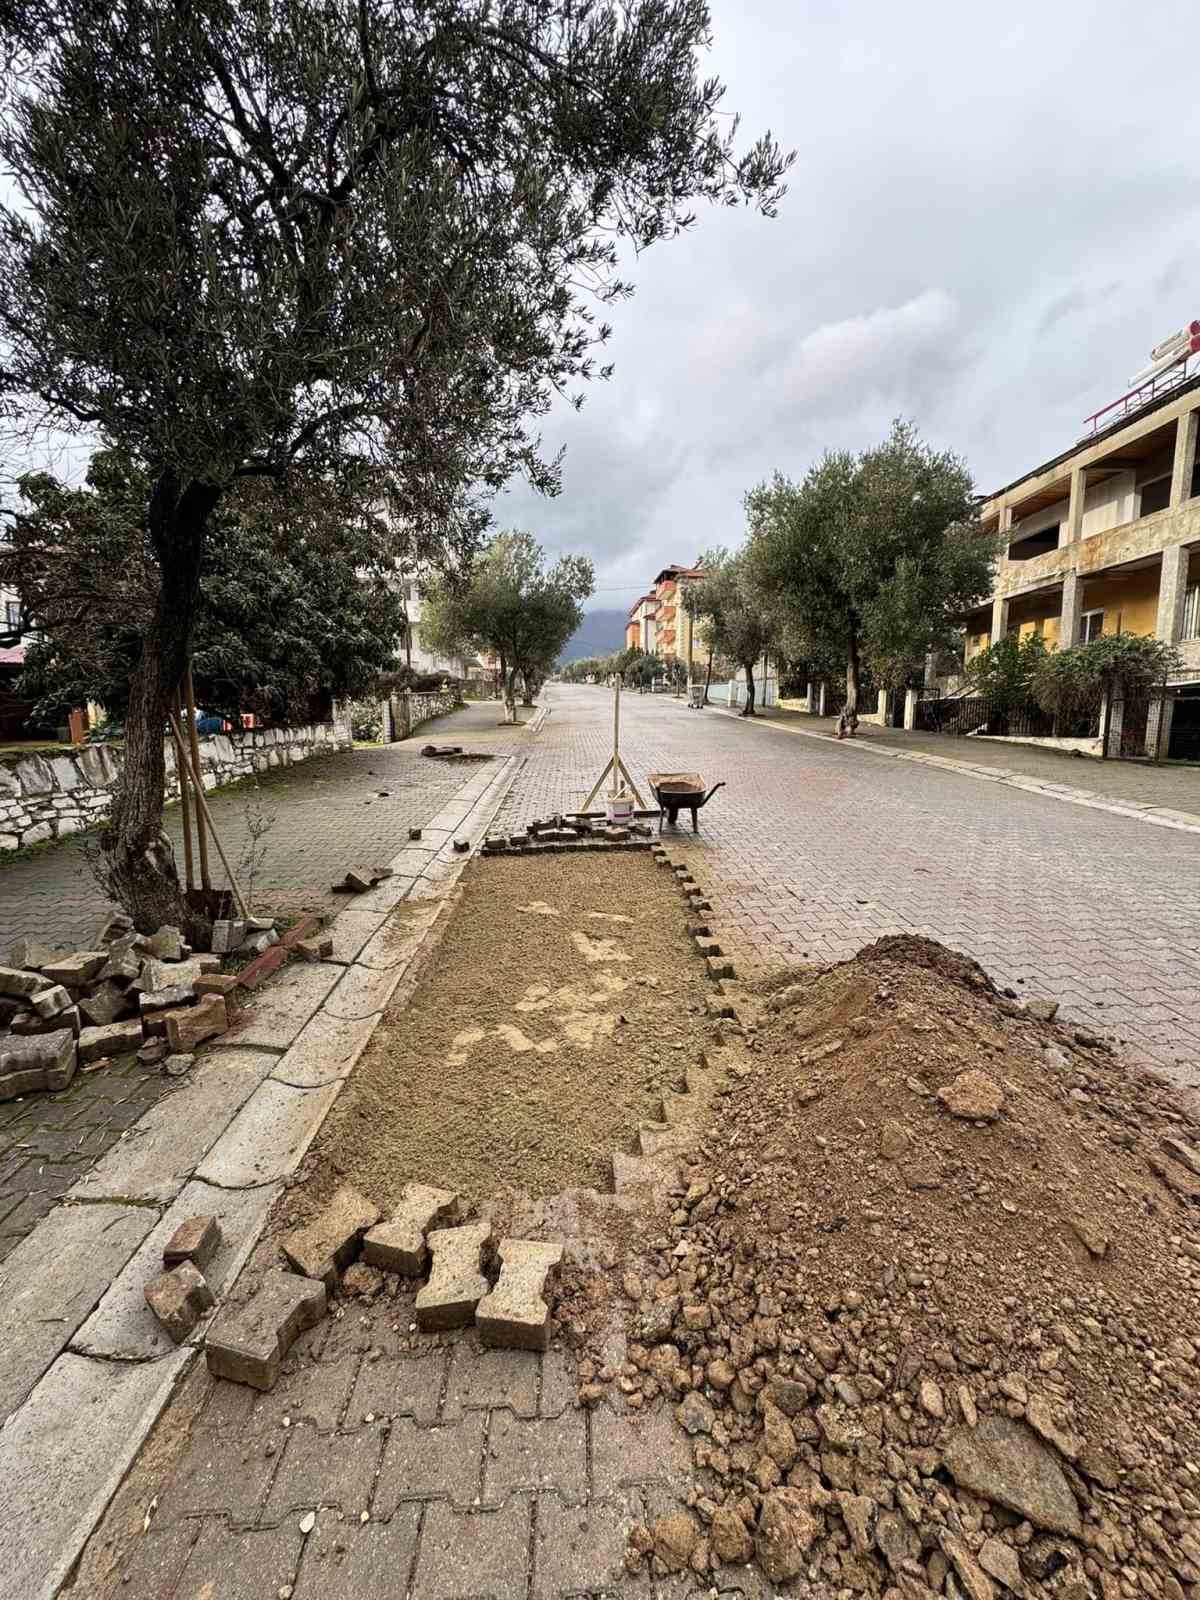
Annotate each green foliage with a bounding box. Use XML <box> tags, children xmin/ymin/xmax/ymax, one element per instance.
<box><xmin>689</xmin><ymin>548</ymin><xmax>775</xmax><ymax>671</ymax></box>
<box><xmin>1029</xmin><ymin>632</ymin><xmax>1181</xmax><ymax>722</ymax></box>
<box><xmin>744</xmin><ymin>421</ymin><xmax>995</xmax><ymax>700</ymax></box>
<box><xmin>5</xmin><ymin>453</ymin><xmax>408</xmax><ymax>725</ymax></box>
<box><xmin>422</xmin><ymin>531</ymin><xmax>594</xmax><ymax>711</ymax></box>
<box><xmin>964</xmin><ymin>633</ymin><xmax>1049</xmax><ymax>712</ymax></box>
<box><xmin>348</xmin><ymin>700</ymin><xmax>384</xmax><ymax>743</ymax></box>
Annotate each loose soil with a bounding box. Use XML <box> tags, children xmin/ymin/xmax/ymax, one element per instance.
<box><xmin>606</xmin><ymin>936</ymin><xmax>1200</xmax><ymax>1595</ymax></box>
<box><xmin>295</xmin><ymin>850</ymin><xmax>712</xmax><ymax>1215</ymax></box>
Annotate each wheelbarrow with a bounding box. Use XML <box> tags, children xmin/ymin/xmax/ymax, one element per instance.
<box><xmin>648</xmin><ymin>771</ymin><xmax>725</xmax><ymax>833</ymax></box>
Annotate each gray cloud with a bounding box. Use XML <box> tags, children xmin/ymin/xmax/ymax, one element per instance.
<box><xmin>503</xmin><ymin>0</ymin><xmax>1200</xmax><ymax>611</ymax></box>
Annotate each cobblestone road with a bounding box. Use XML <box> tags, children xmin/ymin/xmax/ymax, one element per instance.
<box><xmin>498</xmin><ymin>686</ymin><xmax>1200</xmax><ymax>1093</ymax></box>
<box><xmin>0</xmin><ymin>702</ymin><xmax>527</xmax><ymax>1267</ymax></box>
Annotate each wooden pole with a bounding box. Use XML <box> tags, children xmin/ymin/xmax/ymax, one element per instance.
<box><xmin>174</xmin><ymin>687</ymin><xmax>195</xmax><ymax>893</ymax></box>
<box><xmin>183</xmin><ymin>665</ymin><xmax>212</xmax><ymax>892</ymax></box>
<box><xmin>611</xmin><ymin>674</ymin><xmax>620</xmax><ymax>796</ymax></box>
<box><xmin>168</xmin><ymin>714</ymin><xmax>251</xmax><ymax>919</ymax></box>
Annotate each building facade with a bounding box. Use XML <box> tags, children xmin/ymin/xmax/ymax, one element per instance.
<box><xmin>650</xmin><ymin>564</ymin><xmax>702</xmax><ymax>665</ymax></box>
<box><xmin>967</xmin><ymin>373</ymin><xmax>1200</xmax><ymax>754</ymax></box>
<box><xmin>626</xmin><ymin>592</ymin><xmax>658</xmax><ymax>654</ymax></box>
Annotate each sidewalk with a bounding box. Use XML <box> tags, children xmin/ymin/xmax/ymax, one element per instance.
<box><xmin>703</xmin><ymin>701</ymin><xmax>1200</xmax><ymax>833</ymax></box>
<box><xmin>0</xmin><ymin>753</ymin><xmax>524</xmax><ymax>1600</ymax></box>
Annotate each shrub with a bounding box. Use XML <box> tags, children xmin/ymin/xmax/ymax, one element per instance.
<box><xmin>348</xmin><ymin>699</ymin><xmax>383</xmax><ymax>742</ymax></box>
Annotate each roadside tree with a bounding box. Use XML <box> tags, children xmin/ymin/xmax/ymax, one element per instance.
<box><xmin>0</xmin><ymin>0</ymin><xmax>789</xmax><ymax>933</ymax></box>
<box><xmin>688</xmin><ymin>549</ymin><xmax>775</xmax><ymax>716</ymax></box>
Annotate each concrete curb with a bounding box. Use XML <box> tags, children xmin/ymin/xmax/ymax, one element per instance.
<box><xmin>708</xmin><ymin>705</ymin><xmax>1200</xmax><ymax>839</ymax></box>
<box><xmin>527</xmin><ymin>703</ymin><xmax>550</xmax><ymax>735</ymax></box>
<box><xmin>0</xmin><ymin>753</ymin><xmax>525</xmax><ymax>1600</ymax></box>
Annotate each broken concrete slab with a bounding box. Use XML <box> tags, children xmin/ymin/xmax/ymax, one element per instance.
<box><xmin>0</xmin><ymin>964</ymin><xmax>52</xmax><ymax>998</ymax></box>
<box><xmin>363</xmin><ymin>1183</ymin><xmax>464</xmax><ymax>1276</ymax></box>
<box><xmin>0</xmin><ymin>1202</ymin><xmax>158</xmax><ymax>1423</ymax></box>
<box><xmin>0</xmin><ymin>1347</ymin><xmax>190</xmax><ymax>1600</ymax></box>
<box><xmin>415</xmin><ymin>1221</ymin><xmax>494</xmax><ymax>1332</ymax></box>
<box><xmin>144</xmin><ymin>1262</ymin><xmax>215</xmax><ymax>1344</ymax></box>
<box><xmin>193</xmin><ymin>972</ymin><xmax>242</xmax><ymax>1007</ymax></box>
<box><xmin>78</xmin><ymin>1018</ymin><xmax>142</xmax><ymax>1063</ymax></box>
<box><xmin>321</xmin><ymin>960</ymin><xmax>403</xmax><ymax>1022</ymax></box>
<box><xmin>78</xmin><ymin>980</ymin><xmax>131</xmax><ymax>1027</ymax></box>
<box><xmin>323</xmin><ymin>906</ymin><xmax>389</xmax><ymax>964</ymax></box>
<box><xmin>165</xmin><ymin>991</ymin><xmax>228</xmax><ymax>1052</ymax></box>
<box><xmin>71</xmin><ymin>1047</ymin><xmax>278</xmax><ymax>1204</ymax></box>
<box><xmin>354</xmin><ymin>905</ymin><xmax>442</xmax><ymax>972</ymax></box>
<box><xmin>30</xmin><ymin>983</ymin><xmax>72</xmax><ymax>1020</ymax></box>
<box><xmin>163</xmin><ymin>1213</ymin><xmax>221</xmax><ymax>1270</ymax></box>
<box><xmin>232</xmin><ymin>960</ymin><xmax>341</xmax><ymax>1050</ymax></box>
<box><xmin>6</xmin><ymin>938</ymin><xmax>62</xmax><ymax>970</ymax></box>
<box><xmin>270</xmin><ymin>1007</ymin><xmax>380</xmax><ymax>1089</ymax></box>
<box><xmin>205</xmin><ymin>1267</ymin><xmax>327</xmax><ymax>1391</ymax></box>
<box><xmin>476</xmin><ymin>1238</ymin><xmax>564</xmax><ymax>1351</ymax></box>
<box><xmin>139</xmin><ymin>925</ymin><xmax>184</xmax><ymax>961</ymax></box>
<box><xmin>193</xmin><ymin>1075</ymin><xmax>342</xmax><ymax>1189</ymax></box>
<box><xmin>139</xmin><ymin>982</ymin><xmax>197</xmax><ymax>1014</ymax></box>
<box><xmin>71</xmin><ymin>1179</ymin><xmax>279</xmax><ymax>1363</ymax></box>
<box><xmin>40</xmin><ymin>951</ymin><xmax>107</xmax><ymax>986</ymax></box>
<box><xmin>0</xmin><ymin>1028</ymin><xmax>77</xmax><ymax>1101</ymax></box>
<box><xmin>281</xmin><ymin>1184</ymin><xmax>381</xmax><ymax>1288</ymax></box>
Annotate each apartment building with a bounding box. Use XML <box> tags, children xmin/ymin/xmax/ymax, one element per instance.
<box><xmin>650</xmin><ymin>563</ymin><xmax>702</xmax><ymax>664</ymax></box>
<box><xmin>966</xmin><ymin>360</ymin><xmax>1200</xmax><ymax>756</ymax></box>
<box><xmin>625</xmin><ymin>592</ymin><xmax>658</xmax><ymax>653</ymax></box>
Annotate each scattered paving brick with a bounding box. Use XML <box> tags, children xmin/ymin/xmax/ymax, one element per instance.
<box><xmin>78</xmin><ymin>1019</ymin><xmax>143</xmax><ymax>1063</ymax></box>
<box><xmin>205</xmin><ymin>1267</ymin><xmax>327</xmax><ymax>1390</ymax></box>
<box><xmin>30</xmin><ymin>984</ymin><xmax>72</xmax><ymax>1019</ymax></box>
<box><xmin>40</xmin><ymin>951</ymin><xmax>108</xmax><ymax>986</ymax></box>
<box><xmin>237</xmin><ymin>944</ymin><xmax>287</xmax><ymax>991</ymax></box>
<box><xmin>280</xmin><ymin>914</ymin><xmax>323</xmax><ymax>950</ymax></box>
<box><xmin>0</xmin><ymin>1028</ymin><xmax>77</xmax><ymax>1100</ymax></box>
<box><xmin>415</xmin><ymin>1220</ymin><xmax>493</xmax><ymax>1332</ymax></box>
<box><xmin>193</xmin><ymin>972</ymin><xmax>242</xmax><ymax>1004</ymax></box>
<box><xmin>476</xmin><ymin>1237</ymin><xmax>563</xmax><ymax>1351</ymax></box>
<box><xmin>138</xmin><ymin>982</ymin><xmax>196</xmax><ymax>1015</ymax></box>
<box><xmin>0</xmin><ymin>966</ymin><xmax>51</xmax><ymax>998</ymax></box>
<box><xmin>144</xmin><ymin>1260</ymin><xmax>215</xmax><ymax>1343</ymax></box>
<box><xmin>362</xmin><ymin>1182</ymin><xmax>463</xmax><ymax>1276</ymax></box>
<box><xmin>6</xmin><ymin>939</ymin><xmax>61</xmax><ymax>971</ymax></box>
<box><xmin>165</xmin><ymin>992</ymin><xmax>228</xmax><ymax>1052</ymax></box>
<box><xmin>163</xmin><ymin>1213</ymin><xmax>222</xmax><ymax>1269</ymax></box>
<box><xmin>294</xmin><ymin>937</ymin><xmax>334</xmax><ymax>962</ymax></box>
<box><xmin>281</xmin><ymin>1183</ymin><xmax>381</xmax><ymax>1289</ymax></box>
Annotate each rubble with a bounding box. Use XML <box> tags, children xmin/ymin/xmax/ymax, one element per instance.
<box><xmin>0</xmin><ymin>1028</ymin><xmax>77</xmax><ymax>1099</ymax></box>
<box><xmin>612</xmin><ymin>935</ymin><xmax>1200</xmax><ymax>1596</ymax></box>
<box><xmin>362</xmin><ymin>1183</ymin><xmax>463</xmax><ymax>1276</ymax></box>
<box><xmin>165</xmin><ymin>992</ymin><xmax>228</xmax><ymax>1051</ymax></box>
<box><xmin>205</xmin><ymin>1268</ymin><xmax>326</xmax><ymax>1390</ymax></box>
<box><xmin>281</xmin><ymin>1184</ymin><xmax>380</xmax><ymax>1289</ymax></box>
<box><xmin>143</xmin><ymin>1261</ymin><xmax>215</xmax><ymax>1343</ymax></box>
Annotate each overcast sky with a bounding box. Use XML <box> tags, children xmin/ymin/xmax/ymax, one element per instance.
<box><xmin>502</xmin><ymin>0</ymin><xmax>1200</xmax><ymax>612</ymax></box>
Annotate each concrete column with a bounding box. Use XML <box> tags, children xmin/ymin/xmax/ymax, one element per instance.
<box><xmin>1145</xmin><ymin>694</ymin><xmax>1175</xmax><ymax>759</ymax></box>
<box><xmin>990</xmin><ymin>595</ymin><xmax>1009</xmax><ymax>642</ymax></box>
<box><xmin>903</xmin><ymin>687</ymin><xmax>919</xmax><ymax>730</ymax></box>
<box><xmin>1103</xmin><ymin>691</ymin><xmax>1123</xmax><ymax>756</ymax></box>
<box><xmin>1065</xmin><ymin>468</ymin><xmax>1087</xmax><ymax>545</ymax></box>
<box><xmin>1170</xmin><ymin>409</ymin><xmax>1199</xmax><ymax>507</ymax></box>
<box><xmin>815</xmin><ymin>681</ymin><xmax>827</xmax><ymax>717</ymax></box>
<box><xmin>877</xmin><ymin>688</ymin><xmax>889</xmax><ymax>723</ymax></box>
<box><xmin>1156</xmin><ymin>544</ymin><xmax>1189</xmax><ymax>643</ymax></box>
<box><xmin>1059</xmin><ymin>571</ymin><xmax>1082</xmax><ymax>649</ymax></box>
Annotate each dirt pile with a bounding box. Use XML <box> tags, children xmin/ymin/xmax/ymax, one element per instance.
<box><xmin>619</xmin><ymin>936</ymin><xmax>1200</xmax><ymax>1597</ymax></box>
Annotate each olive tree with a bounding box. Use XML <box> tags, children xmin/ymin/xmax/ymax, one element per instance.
<box><xmin>688</xmin><ymin>548</ymin><xmax>775</xmax><ymax>715</ymax></box>
<box><xmin>0</xmin><ymin>0</ymin><xmax>789</xmax><ymax>933</ymax></box>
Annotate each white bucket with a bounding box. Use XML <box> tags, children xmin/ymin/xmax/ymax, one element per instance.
<box><xmin>605</xmin><ymin>791</ymin><xmax>635</xmax><ymax>824</ymax></box>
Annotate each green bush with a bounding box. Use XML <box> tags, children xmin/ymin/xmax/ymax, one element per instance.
<box><xmin>1029</xmin><ymin>632</ymin><xmax>1181</xmax><ymax>722</ymax></box>
<box><xmin>349</xmin><ymin>699</ymin><xmax>383</xmax><ymax>742</ymax></box>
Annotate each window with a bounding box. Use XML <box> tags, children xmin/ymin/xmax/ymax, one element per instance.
<box><xmin>1079</xmin><ymin>609</ymin><xmax>1104</xmax><ymax>643</ymax></box>
<box><xmin>3</xmin><ymin>599</ymin><xmax>20</xmax><ymax>632</ymax></box>
<box><xmin>1139</xmin><ymin>476</ymin><xmax>1171</xmax><ymax>517</ymax></box>
<box><xmin>1184</xmin><ymin>584</ymin><xmax>1200</xmax><ymax>642</ymax></box>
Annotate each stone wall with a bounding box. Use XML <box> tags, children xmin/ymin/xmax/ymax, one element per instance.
<box><xmin>0</xmin><ymin>719</ymin><xmax>352</xmax><ymax>851</ymax></box>
<box><xmin>382</xmin><ymin>686</ymin><xmax>463</xmax><ymax>741</ymax></box>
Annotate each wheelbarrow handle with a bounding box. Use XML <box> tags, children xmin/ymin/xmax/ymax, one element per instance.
<box><xmin>703</xmin><ymin>782</ymin><xmax>726</xmax><ymax>805</ymax></box>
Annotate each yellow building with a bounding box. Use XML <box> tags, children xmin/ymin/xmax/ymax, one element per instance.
<box><xmin>965</xmin><ymin>364</ymin><xmax>1200</xmax><ymax>755</ymax></box>
<box><xmin>651</xmin><ymin>563</ymin><xmax>703</xmax><ymax>666</ymax></box>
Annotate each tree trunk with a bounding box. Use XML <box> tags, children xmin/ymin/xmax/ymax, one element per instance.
<box><xmin>846</xmin><ymin>630</ymin><xmax>861</xmax><ymax>719</ymax></box>
<box><xmin>702</xmin><ymin>646</ymin><xmax>713</xmax><ymax>706</ymax></box>
<box><xmin>520</xmin><ymin>668</ymin><xmax>534</xmax><ymax>707</ymax></box>
<box><xmin>740</xmin><ymin>659</ymin><xmax>756</xmax><ymax>717</ymax></box>
<box><xmin>98</xmin><ymin>473</ymin><xmax>220</xmax><ymax>941</ymax></box>
<box><xmin>499</xmin><ymin>653</ymin><xmax>518</xmax><ymax>723</ymax></box>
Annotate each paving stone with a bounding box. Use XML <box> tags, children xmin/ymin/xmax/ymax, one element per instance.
<box><xmin>73</xmin><ymin>1046</ymin><xmax>278</xmax><ymax>1203</ymax></box>
<box><xmin>533</xmin><ymin>1492</ymin><xmax>646</xmax><ymax>1599</ymax></box>
<box><xmin>412</xmin><ymin>1498</ymin><xmax>531</xmax><ymax>1600</ymax></box>
<box><xmin>166</xmin><ymin>990</ymin><xmax>229</xmax><ymax>1052</ymax></box>
<box><xmin>0</xmin><ymin>1201</ymin><xmax>157</xmax><ymax>1422</ymax></box>
<box><xmin>292</xmin><ymin>1511</ymin><xmax>422</xmax><ymax>1598</ymax></box>
<box><xmin>363</xmin><ymin>1182</ymin><xmax>464</xmax><ymax>1276</ymax></box>
<box><xmin>476</xmin><ymin>1238</ymin><xmax>563</xmax><ymax>1352</ymax></box>
<box><xmin>170</xmin><ymin>1516</ymin><xmax>304</xmax><ymax>1598</ymax></box>
<box><xmin>139</xmin><ymin>924</ymin><xmax>185</xmax><ymax>961</ymax></box>
<box><xmin>0</xmin><ymin>1027</ymin><xmax>77</xmax><ymax>1100</ymax></box>
<box><xmin>40</xmin><ymin>950</ymin><xmax>107</xmax><ymax>986</ymax></box>
<box><xmin>322</xmin><ymin>959</ymin><xmax>404</xmax><ymax>1021</ymax></box>
<box><xmin>72</xmin><ymin>1180</ymin><xmax>280</xmax><ymax>1362</ymax></box>
<box><xmin>590</xmin><ymin>1404</ymin><xmax>693</xmax><ymax>1496</ymax></box>
<box><xmin>6</xmin><ymin>939</ymin><xmax>61</xmax><ymax>971</ymax></box>
<box><xmin>270</xmin><ymin>1007</ymin><xmax>380</xmax><ymax>1088</ymax></box>
<box><xmin>238</xmin><ymin>943</ymin><xmax>287</xmax><ymax>991</ymax></box>
<box><xmin>324</xmin><ymin>907</ymin><xmax>390</xmax><ymax>964</ymax></box>
<box><xmin>0</xmin><ymin>966</ymin><xmax>52</xmax><ymax>999</ymax></box>
<box><xmin>415</xmin><ymin>1221</ymin><xmax>493</xmax><ymax>1332</ymax></box>
<box><xmin>116</xmin><ymin>1518</ymin><xmax>200</xmax><ymax>1600</ymax></box>
<box><xmin>539</xmin><ymin>1347</ymin><xmax>580</xmax><ymax>1420</ymax></box>
<box><xmin>295</xmin><ymin>936</ymin><xmax>335</xmax><ymax>961</ymax></box>
<box><xmin>263</xmin><ymin>1421</ymin><xmax>385</xmax><ymax>1521</ymax></box>
<box><xmin>194</xmin><ymin>1075</ymin><xmax>342</xmax><ymax>1189</ymax></box>
<box><xmin>139</xmin><ymin>981</ymin><xmax>196</xmax><ymax>1014</ymax></box>
<box><xmin>30</xmin><ymin>982</ymin><xmax>72</xmax><ymax>1019</ymax></box>
<box><xmin>252</xmin><ymin>1354</ymin><xmax>361</xmax><ymax>1434</ymax></box>
<box><xmin>78</xmin><ymin>1018</ymin><xmax>143</xmax><ymax>1062</ymax></box>
<box><xmin>144</xmin><ymin>1260</ymin><xmax>215</xmax><ymax>1343</ymax></box>
<box><xmin>0</xmin><ymin>1348</ymin><xmax>190</xmax><ymax>1600</ymax></box>
<box><xmin>78</xmin><ymin>979</ymin><xmax>131</xmax><ymax>1026</ymax></box>
<box><xmin>234</xmin><ymin>960</ymin><xmax>342</xmax><ymax>1050</ymax></box>
<box><xmin>348</xmin><ymin>1349</ymin><xmax>447</xmax><ymax>1427</ymax></box>
<box><xmin>282</xmin><ymin>1184</ymin><xmax>381</xmax><ymax>1288</ymax></box>
<box><xmin>194</xmin><ymin>971</ymin><xmax>243</xmax><ymax>1004</ymax></box>
<box><xmin>485</xmin><ymin>1409</ymin><xmax>586</xmax><ymax>1502</ymax></box>
<box><xmin>163</xmin><ymin>1212</ymin><xmax>222</xmax><ymax>1269</ymax></box>
<box><xmin>206</xmin><ymin>1267</ymin><xmax>327</xmax><ymax>1391</ymax></box>
<box><xmin>442</xmin><ymin>1341</ymin><xmax>540</xmax><ymax>1421</ymax></box>
<box><xmin>374</xmin><ymin>1412</ymin><xmax>487</xmax><ymax>1515</ymax></box>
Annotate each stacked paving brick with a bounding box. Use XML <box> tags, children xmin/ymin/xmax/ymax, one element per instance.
<box><xmin>483</xmin><ymin>811</ymin><xmax>655</xmax><ymax>855</ymax></box>
<box><xmin>206</xmin><ymin>1181</ymin><xmax>563</xmax><ymax>1392</ymax></box>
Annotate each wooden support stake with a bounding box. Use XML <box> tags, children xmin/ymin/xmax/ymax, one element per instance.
<box><xmin>183</xmin><ymin>666</ymin><xmax>212</xmax><ymax>892</ymax></box>
<box><xmin>581</xmin><ymin>677</ymin><xmax>645</xmax><ymax>811</ymax></box>
<box><xmin>174</xmin><ymin>687</ymin><xmax>195</xmax><ymax>893</ymax></box>
<box><xmin>168</xmin><ymin>713</ymin><xmax>251</xmax><ymax>920</ymax></box>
